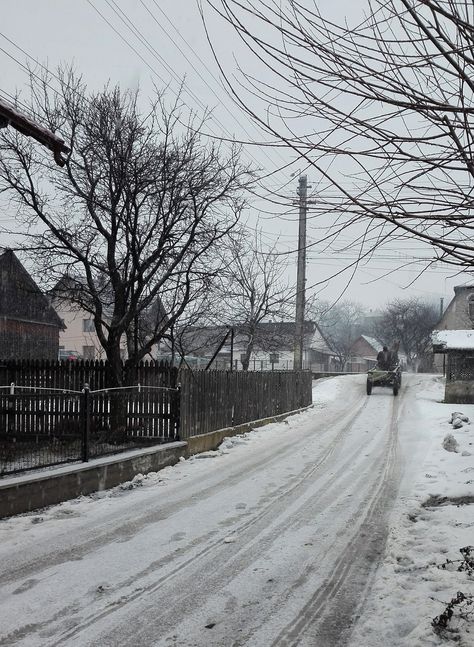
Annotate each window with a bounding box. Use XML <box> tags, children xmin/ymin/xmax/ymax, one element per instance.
<box><xmin>83</xmin><ymin>319</ymin><xmax>95</xmax><ymax>332</ymax></box>
<box><xmin>469</xmin><ymin>295</ymin><xmax>474</xmax><ymax>321</ymax></box>
<box><xmin>269</xmin><ymin>353</ymin><xmax>279</xmax><ymax>364</ymax></box>
<box><xmin>82</xmin><ymin>345</ymin><xmax>95</xmax><ymax>360</ymax></box>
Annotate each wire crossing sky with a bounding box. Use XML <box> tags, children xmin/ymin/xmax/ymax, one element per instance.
<box><xmin>0</xmin><ymin>0</ymin><xmax>466</xmax><ymax>308</ymax></box>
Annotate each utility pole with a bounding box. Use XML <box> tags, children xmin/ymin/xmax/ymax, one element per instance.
<box><xmin>294</xmin><ymin>175</ymin><xmax>307</xmax><ymax>370</ymax></box>
<box><xmin>0</xmin><ymin>96</ymin><xmax>69</xmax><ymax>166</ymax></box>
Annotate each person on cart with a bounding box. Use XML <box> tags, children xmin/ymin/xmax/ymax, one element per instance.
<box><xmin>376</xmin><ymin>346</ymin><xmax>391</xmax><ymax>370</ymax></box>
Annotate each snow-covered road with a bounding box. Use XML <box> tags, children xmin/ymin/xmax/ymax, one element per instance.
<box><xmin>0</xmin><ymin>374</ymin><xmax>425</xmax><ymax>646</ymax></box>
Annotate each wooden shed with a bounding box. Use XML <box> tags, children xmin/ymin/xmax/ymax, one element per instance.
<box><xmin>432</xmin><ymin>330</ymin><xmax>474</xmax><ymax>403</ymax></box>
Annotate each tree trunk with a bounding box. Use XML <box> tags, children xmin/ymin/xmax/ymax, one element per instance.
<box><xmin>106</xmin><ymin>337</ymin><xmax>127</xmax><ymax>442</ymax></box>
<box><xmin>241</xmin><ymin>336</ymin><xmax>254</xmax><ymax>371</ymax></box>
<box><xmin>106</xmin><ymin>340</ymin><xmax>123</xmax><ymax>388</ymax></box>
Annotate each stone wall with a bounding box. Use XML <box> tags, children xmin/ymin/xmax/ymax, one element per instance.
<box><xmin>445</xmin><ymin>380</ymin><xmax>474</xmax><ymax>404</ymax></box>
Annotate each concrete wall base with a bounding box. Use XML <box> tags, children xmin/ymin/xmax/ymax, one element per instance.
<box><xmin>185</xmin><ymin>406</ymin><xmax>312</xmax><ymax>456</ymax></box>
<box><xmin>0</xmin><ymin>442</ymin><xmax>187</xmax><ymax>519</ymax></box>
<box><xmin>445</xmin><ymin>380</ymin><xmax>474</xmax><ymax>404</ymax></box>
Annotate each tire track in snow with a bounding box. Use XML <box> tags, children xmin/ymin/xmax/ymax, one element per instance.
<box><xmin>34</xmin><ymin>388</ymin><xmax>372</xmax><ymax>647</ymax></box>
<box><xmin>1</xmin><ymin>378</ymin><xmax>381</xmax><ymax>647</ymax></box>
<box><xmin>0</xmin><ymin>380</ymin><xmax>361</xmax><ymax>587</ymax></box>
<box><xmin>48</xmin><ymin>390</ymin><xmax>393</xmax><ymax>646</ymax></box>
<box><xmin>268</xmin><ymin>383</ymin><xmax>404</xmax><ymax>647</ymax></box>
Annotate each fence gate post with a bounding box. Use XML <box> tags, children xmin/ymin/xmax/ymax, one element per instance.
<box><xmin>81</xmin><ymin>383</ymin><xmax>91</xmax><ymax>462</ymax></box>
<box><xmin>172</xmin><ymin>384</ymin><xmax>181</xmax><ymax>440</ymax></box>
<box><xmin>6</xmin><ymin>382</ymin><xmax>15</xmax><ymax>434</ymax></box>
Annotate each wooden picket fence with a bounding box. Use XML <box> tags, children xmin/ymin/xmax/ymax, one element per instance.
<box><xmin>179</xmin><ymin>370</ymin><xmax>312</xmax><ymax>439</ymax></box>
<box><xmin>0</xmin><ymin>360</ymin><xmax>312</xmax><ymax>476</ymax></box>
<box><xmin>0</xmin><ymin>358</ymin><xmax>178</xmax><ymax>391</ymax></box>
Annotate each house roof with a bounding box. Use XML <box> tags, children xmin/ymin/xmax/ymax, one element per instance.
<box><xmin>432</xmin><ymin>329</ymin><xmax>474</xmax><ymax>351</ymax></box>
<box><xmin>0</xmin><ymin>249</ymin><xmax>63</xmax><ymax>328</ymax></box>
<box><xmin>454</xmin><ymin>284</ymin><xmax>474</xmax><ymax>292</ymax></box>
<box><xmin>360</xmin><ymin>335</ymin><xmax>382</xmax><ymax>351</ymax></box>
<box><xmin>181</xmin><ymin>320</ymin><xmax>334</xmax><ymax>356</ymax></box>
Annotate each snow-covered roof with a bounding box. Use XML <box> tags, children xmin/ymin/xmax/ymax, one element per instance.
<box><xmin>360</xmin><ymin>335</ymin><xmax>382</xmax><ymax>351</ymax></box>
<box><xmin>432</xmin><ymin>329</ymin><xmax>474</xmax><ymax>350</ymax></box>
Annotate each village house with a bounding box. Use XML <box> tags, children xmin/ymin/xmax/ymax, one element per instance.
<box><xmin>432</xmin><ymin>329</ymin><xmax>474</xmax><ymax>403</ymax></box>
<box><xmin>49</xmin><ymin>276</ymin><xmax>129</xmax><ymax>361</ymax></box>
<box><xmin>433</xmin><ymin>284</ymin><xmax>474</xmax><ymax>372</ymax></box>
<box><xmin>347</xmin><ymin>335</ymin><xmax>382</xmax><ymax>373</ymax></box>
<box><xmin>49</xmin><ymin>276</ymin><xmax>105</xmax><ymax>360</ymax></box>
<box><xmin>52</xmin><ymin>297</ymin><xmax>106</xmax><ymax>360</ymax></box>
<box><xmin>50</xmin><ymin>277</ymin><xmax>169</xmax><ymax>361</ymax></box>
<box><xmin>0</xmin><ymin>248</ymin><xmax>63</xmax><ymax>360</ymax></box>
<box><xmin>178</xmin><ymin>321</ymin><xmax>335</xmax><ymax>371</ymax></box>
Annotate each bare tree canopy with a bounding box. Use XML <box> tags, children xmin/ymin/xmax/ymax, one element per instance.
<box><xmin>0</xmin><ymin>68</ymin><xmax>252</xmax><ymax>384</ymax></box>
<box><xmin>208</xmin><ymin>1</ymin><xmax>474</xmax><ymax>270</ymax></box>
<box><xmin>309</xmin><ymin>299</ymin><xmax>366</xmax><ymax>370</ymax></box>
<box><xmin>215</xmin><ymin>228</ymin><xmax>292</xmax><ymax>370</ymax></box>
<box><xmin>372</xmin><ymin>297</ymin><xmax>439</xmax><ymax>369</ymax></box>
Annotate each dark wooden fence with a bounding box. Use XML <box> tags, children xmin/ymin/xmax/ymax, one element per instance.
<box><xmin>0</xmin><ymin>359</ymin><xmax>178</xmax><ymax>391</ymax></box>
<box><xmin>0</xmin><ymin>361</ymin><xmax>312</xmax><ymax>476</ymax></box>
<box><xmin>0</xmin><ymin>360</ymin><xmax>180</xmax><ymax>476</ymax></box>
<box><xmin>0</xmin><ymin>385</ymin><xmax>180</xmax><ymax>476</ymax></box>
<box><xmin>179</xmin><ymin>370</ymin><xmax>312</xmax><ymax>439</ymax></box>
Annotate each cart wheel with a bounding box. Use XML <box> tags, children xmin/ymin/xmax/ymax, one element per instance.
<box><xmin>393</xmin><ymin>383</ymin><xmax>399</xmax><ymax>396</ymax></box>
<box><xmin>366</xmin><ymin>380</ymin><xmax>372</xmax><ymax>395</ymax></box>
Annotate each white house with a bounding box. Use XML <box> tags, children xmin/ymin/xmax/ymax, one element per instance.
<box><xmin>432</xmin><ymin>284</ymin><xmax>474</xmax><ymax>372</ymax></box>
<box><xmin>178</xmin><ymin>321</ymin><xmax>335</xmax><ymax>371</ymax></box>
<box><xmin>49</xmin><ymin>277</ymin><xmax>127</xmax><ymax>360</ymax></box>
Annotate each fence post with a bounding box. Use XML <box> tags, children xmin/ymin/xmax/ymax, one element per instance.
<box><xmin>172</xmin><ymin>384</ymin><xmax>181</xmax><ymax>440</ymax></box>
<box><xmin>7</xmin><ymin>382</ymin><xmax>15</xmax><ymax>434</ymax></box>
<box><xmin>81</xmin><ymin>383</ymin><xmax>91</xmax><ymax>462</ymax></box>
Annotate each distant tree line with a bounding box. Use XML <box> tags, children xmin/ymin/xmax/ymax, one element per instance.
<box><xmin>309</xmin><ymin>295</ymin><xmax>439</xmax><ymax>371</ymax></box>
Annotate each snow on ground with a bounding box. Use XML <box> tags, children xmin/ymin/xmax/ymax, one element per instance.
<box><xmin>0</xmin><ymin>374</ymin><xmax>473</xmax><ymax>646</ymax></box>
<box><xmin>350</xmin><ymin>374</ymin><xmax>474</xmax><ymax>647</ymax></box>
<box><xmin>0</xmin><ymin>375</ymin><xmax>345</xmax><ymax>553</ymax></box>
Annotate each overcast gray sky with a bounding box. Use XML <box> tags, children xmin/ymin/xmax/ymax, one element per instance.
<box><xmin>1</xmin><ymin>0</ymin><xmax>467</xmax><ymax>312</ymax></box>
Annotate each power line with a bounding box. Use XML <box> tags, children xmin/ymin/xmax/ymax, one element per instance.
<box><xmin>84</xmin><ymin>0</ymin><xmax>286</xmax><ymax>177</ymax></box>
<box><xmin>140</xmin><ymin>0</ymin><xmax>290</xmax><ymax>170</ymax></box>
<box><xmin>0</xmin><ymin>22</ymin><xmax>312</xmax><ymax>239</ymax></box>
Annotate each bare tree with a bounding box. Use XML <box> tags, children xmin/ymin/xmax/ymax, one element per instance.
<box><xmin>0</xmin><ymin>68</ymin><xmax>252</xmax><ymax>385</ymax></box>
<box><xmin>308</xmin><ymin>299</ymin><xmax>366</xmax><ymax>370</ymax></box>
<box><xmin>372</xmin><ymin>297</ymin><xmax>439</xmax><ymax>370</ymax></box>
<box><xmin>162</xmin><ymin>278</ymin><xmax>225</xmax><ymax>366</ymax></box>
<box><xmin>208</xmin><ymin>1</ymin><xmax>474</xmax><ymax>271</ymax></box>
<box><xmin>216</xmin><ymin>228</ymin><xmax>292</xmax><ymax>370</ymax></box>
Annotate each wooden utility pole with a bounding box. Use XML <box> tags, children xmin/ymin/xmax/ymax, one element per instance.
<box><xmin>0</xmin><ymin>96</ymin><xmax>69</xmax><ymax>166</ymax></box>
<box><xmin>294</xmin><ymin>175</ymin><xmax>307</xmax><ymax>370</ymax></box>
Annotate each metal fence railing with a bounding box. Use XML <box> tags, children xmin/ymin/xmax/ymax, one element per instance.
<box><xmin>0</xmin><ymin>384</ymin><xmax>180</xmax><ymax>476</ymax></box>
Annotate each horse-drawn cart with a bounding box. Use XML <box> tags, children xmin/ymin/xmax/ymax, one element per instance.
<box><xmin>366</xmin><ymin>364</ymin><xmax>401</xmax><ymax>396</ymax></box>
